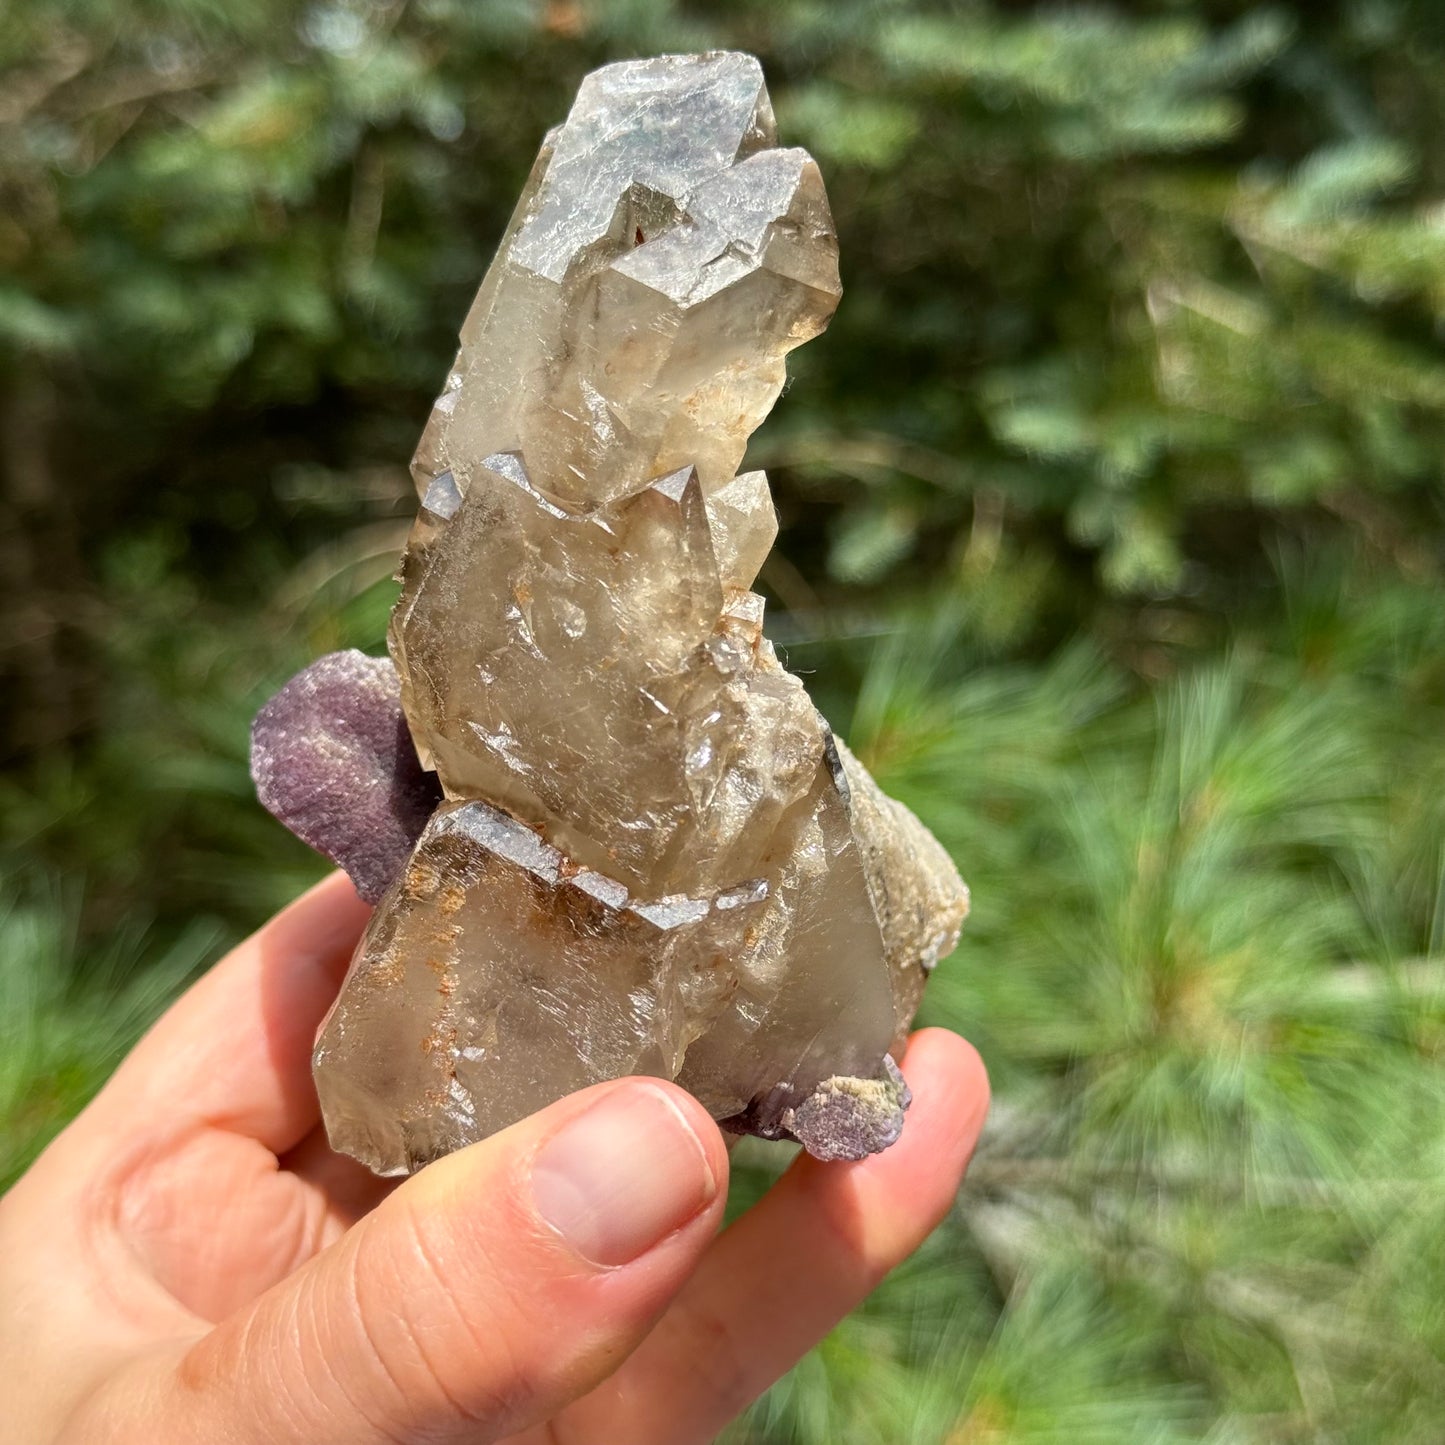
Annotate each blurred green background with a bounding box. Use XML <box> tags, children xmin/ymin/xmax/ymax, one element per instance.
<box><xmin>3</xmin><ymin>0</ymin><xmax>1445</xmax><ymax>1439</ymax></box>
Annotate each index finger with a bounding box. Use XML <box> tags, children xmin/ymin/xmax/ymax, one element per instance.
<box><xmin>564</xmin><ymin>1028</ymin><xmax>990</xmax><ymax>1445</ymax></box>
<box><xmin>94</xmin><ymin>872</ymin><xmax>371</xmax><ymax>1155</ymax></box>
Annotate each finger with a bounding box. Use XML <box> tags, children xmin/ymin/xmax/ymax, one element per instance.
<box><xmin>279</xmin><ymin>1122</ymin><xmax>401</xmax><ymax>1235</ymax></box>
<box><xmin>98</xmin><ymin>872</ymin><xmax>371</xmax><ymax>1154</ymax></box>
<box><xmin>163</xmin><ymin>1077</ymin><xmax>730</xmax><ymax>1445</ymax></box>
<box><xmin>579</xmin><ymin>1029</ymin><xmax>988</xmax><ymax>1445</ymax></box>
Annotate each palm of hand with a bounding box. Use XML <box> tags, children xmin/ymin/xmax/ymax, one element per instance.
<box><xmin>0</xmin><ymin>875</ymin><xmax>986</xmax><ymax>1445</ymax></box>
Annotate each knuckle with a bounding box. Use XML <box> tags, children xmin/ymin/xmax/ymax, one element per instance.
<box><xmin>347</xmin><ymin>1197</ymin><xmax>538</xmax><ymax>1434</ymax></box>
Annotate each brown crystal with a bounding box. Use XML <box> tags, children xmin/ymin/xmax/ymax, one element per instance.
<box><xmin>302</xmin><ymin>52</ymin><xmax>969</xmax><ymax>1174</ymax></box>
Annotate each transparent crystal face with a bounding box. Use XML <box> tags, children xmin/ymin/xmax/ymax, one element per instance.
<box><xmin>390</xmin><ymin>451</ymin><xmax>824</xmax><ymax>896</ymax></box>
<box><xmin>300</xmin><ymin>53</ymin><xmax>969</xmax><ymax>1173</ymax></box>
<box><xmin>315</xmin><ymin>800</ymin><xmax>766</xmax><ymax>1175</ymax></box>
<box><xmin>408</xmin><ymin>51</ymin><xmax>842</xmax><ymax>511</ymax></box>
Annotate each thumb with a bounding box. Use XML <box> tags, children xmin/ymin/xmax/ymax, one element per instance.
<box><xmin>168</xmin><ymin>1078</ymin><xmax>728</xmax><ymax>1444</ymax></box>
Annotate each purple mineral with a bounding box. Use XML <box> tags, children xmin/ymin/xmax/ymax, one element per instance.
<box><xmin>250</xmin><ymin>650</ymin><xmax>441</xmax><ymax>902</ymax></box>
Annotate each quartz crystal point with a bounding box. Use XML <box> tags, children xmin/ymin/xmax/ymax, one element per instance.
<box><xmin>255</xmin><ymin>52</ymin><xmax>969</xmax><ymax>1176</ymax></box>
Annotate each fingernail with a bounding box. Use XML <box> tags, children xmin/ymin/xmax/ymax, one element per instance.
<box><xmin>531</xmin><ymin>1085</ymin><xmax>717</xmax><ymax>1267</ymax></box>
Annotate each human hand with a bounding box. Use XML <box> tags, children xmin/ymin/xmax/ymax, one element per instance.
<box><xmin>0</xmin><ymin>873</ymin><xmax>988</xmax><ymax>1444</ymax></box>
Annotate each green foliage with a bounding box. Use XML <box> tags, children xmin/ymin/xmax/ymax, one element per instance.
<box><xmin>0</xmin><ymin>882</ymin><xmax>220</xmax><ymax>1190</ymax></box>
<box><xmin>724</xmin><ymin>554</ymin><xmax>1445</xmax><ymax>1442</ymax></box>
<box><xmin>4</xmin><ymin>0</ymin><xmax>1445</xmax><ymax>1440</ymax></box>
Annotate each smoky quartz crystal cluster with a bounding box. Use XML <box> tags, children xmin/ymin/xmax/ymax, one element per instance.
<box><xmin>251</xmin><ymin>52</ymin><xmax>968</xmax><ymax>1176</ymax></box>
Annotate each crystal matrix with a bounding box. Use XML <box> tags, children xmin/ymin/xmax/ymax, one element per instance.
<box><xmin>253</xmin><ymin>52</ymin><xmax>968</xmax><ymax>1176</ymax></box>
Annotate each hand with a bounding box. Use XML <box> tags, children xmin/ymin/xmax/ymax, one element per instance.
<box><xmin>0</xmin><ymin>873</ymin><xmax>988</xmax><ymax>1444</ymax></box>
